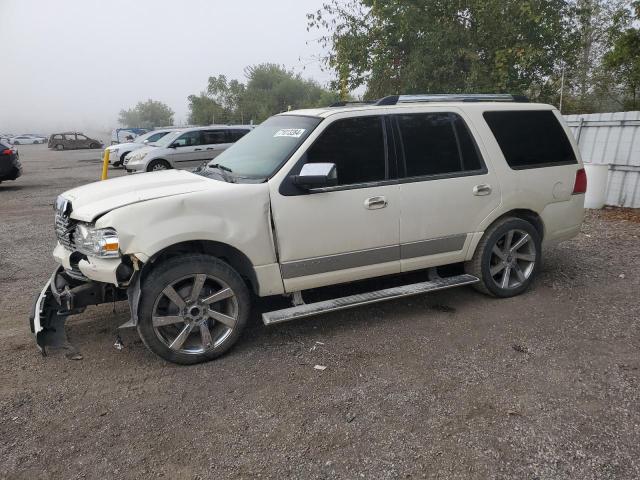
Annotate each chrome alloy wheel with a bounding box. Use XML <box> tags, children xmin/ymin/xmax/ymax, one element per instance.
<box><xmin>151</xmin><ymin>274</ymin><xmax>238</xmax><ymax>355</ymax></box>
<box><xmin>489</xmin><ymin>229</ymin><xmax>537</xmax><ymax>290</ymax></box>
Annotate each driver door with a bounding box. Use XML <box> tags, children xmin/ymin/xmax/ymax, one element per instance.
<box><xmin>166</xmin><ymin>130</ymin><xmax>203</xmax><ymax>168</ymax></box>
<box><xmin>270</xmin><ymin>115</ymin><xmax>401</xmax><ymax>292</ymax></box>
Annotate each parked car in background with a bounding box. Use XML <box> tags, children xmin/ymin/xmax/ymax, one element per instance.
<box><xmin>0</xmin><ymin>141</ymin><xmax>22</xmax><ymax>183</ymax></box>
<box><xmin>32</xmin><ymin>94</ymin><xmax>585</xmax><ymax>364</ymax></box>
<box><xmin>9</xmin><ymin>134</ymin><xmax>47</xmax><ymax>144</ymax></box>
<box><xmin>106</xmin><ymin>129</ymin><xmax>178</xmax><ymax>167</ymax></box>
<box><xmin>48</xmin><ymin>132</ymin><xmax>103</xmax><ymax>150</ymax></box>
<box><xmin>124</xmin><ymin>125</ymin><xmax>254</xmax><ymax>172</ymax></box>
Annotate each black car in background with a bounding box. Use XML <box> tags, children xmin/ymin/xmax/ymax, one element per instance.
<box><xmin>0</xmin><ymin>142</ymin><xmax>22</xmax><ymax>183</ymax></box>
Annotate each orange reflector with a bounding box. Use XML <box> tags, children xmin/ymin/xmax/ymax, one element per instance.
<box><xmin>104</xmin><ymin>243</ymin><xmax>119</xmax><ymax>251</ymax></box>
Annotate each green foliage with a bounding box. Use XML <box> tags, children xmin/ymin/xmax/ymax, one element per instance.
<box><xmin>308</xmin><ymin>0</ymin><xmax>575</xmax><ymax>102</ymax></box>
<box><xmin>187</xmin><ymin>64</ymin><xmax>340</xmax><ymax>125</ymax></box>
<box><xmin>118</xmin><ymin>99</ymin><xmax>174</xmax><ymax>128</ymax></box>
<box><xmin>308</xmin><ymin>0</ymin><xmax>639</xmax><ymax>113</ymax></box>
<box><xmin>603</xmin><ymin>2</ymin><xmax>640</xmax><ymax>109</ymax></box>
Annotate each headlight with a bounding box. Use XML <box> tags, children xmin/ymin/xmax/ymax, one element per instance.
<box><xmin>110</xmin><ymin>147</ymin><xmax>119</xmax><ymax>155</ymax></box>
<box><xmin>75</xmin><ymin>224</ymin><xmax>120</xmax><ymax>258</ymax></box>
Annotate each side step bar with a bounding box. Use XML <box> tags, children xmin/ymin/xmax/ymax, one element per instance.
<box><xmin>262</xmin><ymin>274</ymin><xmax>479</xmax><ymax>326</ymax></box>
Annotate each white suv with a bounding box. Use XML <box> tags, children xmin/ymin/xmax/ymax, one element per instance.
<box><xmin>30</xmin><ymin>94</ymin><xmax>586</xmax><ymax>364</ymax></box>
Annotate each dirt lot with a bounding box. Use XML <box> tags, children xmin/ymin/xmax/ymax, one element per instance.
<box><xmin>1</xmin><ymin>144</ymin><xmax>639</xmax><ymax>479</ymax></box>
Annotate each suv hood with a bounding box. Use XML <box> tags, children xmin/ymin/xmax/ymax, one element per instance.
<box><xmin>62</xmin><ymin>170</ymin><xmax>213</xmax><ymax>222</ymax></box>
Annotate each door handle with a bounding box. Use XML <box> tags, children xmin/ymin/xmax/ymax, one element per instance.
<box><xmin>473</xmin><ymin>184</ymin><xmax>492</xmax><ymax>196</ymax></box>
<box><xmin>206</xmin><ymin>147</ymin><xmax>214</xmax><ymax>150</ymax></box>
<box><xmin>194</xmin><ymin>148</ymin><xmax>203</xmax><ymax>151</ymax></box>
<box><xmin>364</xmin><ymin>196</ymin><xmax>388</xmax><ymax>209</ymax></box>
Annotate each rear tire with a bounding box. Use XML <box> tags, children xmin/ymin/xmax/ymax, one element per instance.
<box><xmin>147</xmin><ymin>159</ymin><xmax>171</xmax><ymax>172</ymax></box>
<box><xmin>137</xmin><ymin>254</ymin><xmax>250</xmax><ymax>365</ymax></box>
<box><xmin>465</xmin><ymin>217</ymin><xmax>541</xmax><ymax>298</ymax></box>
<box><xmin>55</xmin><ymin>144</ymin><xmax>64</xmax><ymax>150</ymax></box>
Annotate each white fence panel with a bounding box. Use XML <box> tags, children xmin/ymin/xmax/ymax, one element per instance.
<box><xmin>564</xmin><ymin>111</ymin><xmax>640</xmax><ymax>208</ymax></box>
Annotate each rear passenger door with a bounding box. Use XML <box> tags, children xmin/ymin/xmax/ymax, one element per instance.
<box><xmin>201</xmin><ymin>129</ymin><xmax>231</xmax><ymax>162</ymax></box>
<box><xmin>395</xmin><ymin>111</ymin><xmax>501</xmax><ymax>272</ymax></box>
<box><xmin>76</xmin><ymin>134</ymin><xmax>90</xmax><ymax>148</ymax></box>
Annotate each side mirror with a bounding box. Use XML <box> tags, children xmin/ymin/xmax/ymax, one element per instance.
<box><xmin>292</xmin><ymin>163</ymin><xmax>337</xmax><ymax>190</ymax></box>
<box><xmin>168</xmin><ymin>143</ymin><xmax>178</xmax><ymax>149</ymax></box>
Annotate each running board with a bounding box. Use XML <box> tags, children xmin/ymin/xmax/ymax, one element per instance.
<box><xmin>262</xmin><ymin>274</ymin><xmax>479</xmax><ymax>326</ymax></box>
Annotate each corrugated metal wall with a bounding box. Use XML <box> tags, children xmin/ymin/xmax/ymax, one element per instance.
<box><xmin>564</xmin><ymin>111</ymin><xmax>640</xmax><ymax>208</ymax></box>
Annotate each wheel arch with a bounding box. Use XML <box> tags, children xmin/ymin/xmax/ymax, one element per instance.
<box><xmin>468</xmin><ymin>209</ymin><xmax>544</xmax><ymax>259</ymax></box>
<box><xmin>146</xmin><ymin>158</ymin><xmax>171</xmax><ymax>171</ymax></box>
<box><xmin>141</xmin><ymin>240</ymin><xmax>259</xmax><ymax>295</ymax></box>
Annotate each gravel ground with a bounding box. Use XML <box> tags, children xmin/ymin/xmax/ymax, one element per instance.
<box><xmin>1</xmin><ymin>144</ymin><xmax>639</xmax><ymax>479</ymax></box>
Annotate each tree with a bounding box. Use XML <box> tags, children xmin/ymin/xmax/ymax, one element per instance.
<box><xmin>187</xmin><ymin>93</ymin><xmax>227</xmax><ymax>125</ymax></box>
<box><xmin>187</xmin><ymin>64</ymin><xmax>340</xmax><ymax>125</ymax></box>
<box><xmin>558</xmin><ymin>0</ymin><xmax>633</xmax><ymax>113</ymax></box>
<box><xmin>307</xmin><ymin>1</ymin><xmax>576</xmax><ymax>102</ymax></box>
<box><xmin>602</xmin><ymin>2</ymin><xmax>640</xmax><ymax>109</ymax></box>
<box><xmin>118</xmin><ymin>99</ymin><xmax>174</xmax><ymax>128</ymax></box>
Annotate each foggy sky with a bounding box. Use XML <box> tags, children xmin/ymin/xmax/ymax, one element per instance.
<box><xmin>0</xmin><ymin>0</ymin><xmax>331</xmax><ymax>133</ymax></box>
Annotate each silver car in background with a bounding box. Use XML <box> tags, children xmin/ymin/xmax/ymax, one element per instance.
<box><xmin>124</xmin><ymin>125</ymin><xmax>254</xmax><ymax>172</ymax></box>
<box><xmin>106</xmin><ymin>128</ymin><xmax>178</xmax><ymax>167</ymax></box>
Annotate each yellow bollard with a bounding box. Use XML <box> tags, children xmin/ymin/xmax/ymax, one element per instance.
<box><xmin>101</xmin><ymin>149</ymin><xmax>110</xmax><ymax>180</ymax></box>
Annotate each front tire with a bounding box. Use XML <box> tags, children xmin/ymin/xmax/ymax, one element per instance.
<box><xmin>465</xmin><ymin>217</ymin><xmax>541</xmax><ymax>298</ymax></box>
<box><xmin>147</xmin><ymin>159</ymin><xmax>171</xmax><ymax>172</ymax></box>
<box><xmin>137</xmin><ymin>255</ymin><xmax>250</xmax><ymax>364</ymax></box>
<box><xmin>55</xmin><ymin>144</ymin><xmax>64</xmax><ymax>150</ymax></box>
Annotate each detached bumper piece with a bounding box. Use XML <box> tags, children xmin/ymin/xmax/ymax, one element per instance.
<box><xmin>28</xmin><ymin>267</ymin><xmax>126</xmax><ymax>358</ymax></box>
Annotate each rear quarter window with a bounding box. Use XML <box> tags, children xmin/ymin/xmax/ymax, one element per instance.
<box><xmin>483</xmin><ymin>110</ymin><xmax>577</xmax><ymax>170</ymax></box>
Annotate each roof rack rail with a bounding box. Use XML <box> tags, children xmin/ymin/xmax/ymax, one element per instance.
<box><xmin>375</xmin><ymin>94</ymin><xmax>529</xmax><ymax>106</ymax></box>
<box><xmin>328</xmin><ymin>100</ymin><xmax>376</xmax><ymax>107</ymax></box>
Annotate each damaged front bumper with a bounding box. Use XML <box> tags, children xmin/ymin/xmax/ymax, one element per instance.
<box><xmin>28</xmin><ymin>266</ymin><xmax>136</xmax><ymax>355</ymax></box>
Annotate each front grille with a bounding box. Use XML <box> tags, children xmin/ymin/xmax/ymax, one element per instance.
<box><xmin>55</xmin><ymin>213</ymin><xmax>76</xmax><ymax>250</ymax></box>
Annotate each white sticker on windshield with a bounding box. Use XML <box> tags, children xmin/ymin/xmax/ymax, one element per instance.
<box><xmin>274</xmin><ymin>128</ymin><xmax>306</xmax><ymax>138</ymax></box>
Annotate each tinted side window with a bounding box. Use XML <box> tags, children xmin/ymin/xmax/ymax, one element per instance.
<box><xmin>396</xmin><ymin>113</ymin><xmax>482</xmax><ymax>177</ymax></box>
<box><xmin>305</xmin><ymin>116</ymin><xmax>386</xmax><ymax>185</ymax></box>
<box><xmin>64</xmin><ymin>134</ymin><xmax>75</xmax><ymax>141</ymax></box>
<box><xmin>229</xmin><ymin>129</ymin><xmax>250</xmax><ymax>142</ymax></box>
<box><xmin>77</xmin><ymin>134</ymin><xmax>88</xmax><ymax>140</ymax></box>
<box><xmin>483</xmin><ymin>110</ymin><xmax>577</xmax><ymax>169</ymax></box>
<box><xmin>53</xmin><ymin>134</ymin><xmax>62</xmax><ymax>140</ymax></box>
<box><xmin>202</xmin><ymin>130</ymin><xmax>227</xmax><ymax>145</ymax></box>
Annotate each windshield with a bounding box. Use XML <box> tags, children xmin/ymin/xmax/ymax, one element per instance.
<box><xmin>134</xmin><ymin>130</ymin><xmax>167</xmax><ymax>143</ymax></box>
<box><xmin>205</xmin><ymin>115</ymin><xmax>321</xmax><ymax>180</ymax></box>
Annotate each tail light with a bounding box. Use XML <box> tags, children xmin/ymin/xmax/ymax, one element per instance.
<box><xmin>573</xmin><ymin>168</ymin><xmax>587</xmax><ymax>194</ymax></box>
<box><xmin>1</xmin><ymin>149</ymin><xmax>12</xmax><ymax>155</ymax></box>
